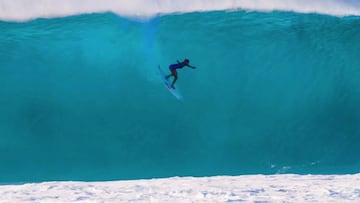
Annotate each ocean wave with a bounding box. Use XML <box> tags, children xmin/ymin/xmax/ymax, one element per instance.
<box><xmin>1</xmin><ymin>0</ymin><xmax>360</xmax><ymax>22</ymax></box>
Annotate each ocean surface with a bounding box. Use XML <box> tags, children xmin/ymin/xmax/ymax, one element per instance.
<box><xmin>1</xmin><ymin>0</ymin><xmax>360</xmax><ymax>184</ymax></box>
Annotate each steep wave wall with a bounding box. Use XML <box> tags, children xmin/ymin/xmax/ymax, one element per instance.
<box><xmin>0</xmin><ymin>10</ymin><xmax>360</xmax><ymax>182</ymax></box>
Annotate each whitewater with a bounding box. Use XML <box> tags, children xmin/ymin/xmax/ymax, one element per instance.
<box><xmin>1</xmin><ymin>0</ymin><xmax>360</xmax><ymax>202</ymax></box>
<box><xmin>1</xmin><ymin>0</ymin><xmax>360</xmax><ymax>21</ymax></box>
<box><xmin>1</xmin><ymin>174</ymin><xmax>360</xmax><ymax>202</ymax></box>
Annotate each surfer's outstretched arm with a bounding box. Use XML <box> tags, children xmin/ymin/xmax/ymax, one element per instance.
<box><xmin>187</xmin><ymin>64</ymin><xmax>196</xmax><ymax>69</ymax></box>
<box><xmin>176</xmin><ymin>59</ymin><xmax>196</xmax><ymax>68</ymax></box>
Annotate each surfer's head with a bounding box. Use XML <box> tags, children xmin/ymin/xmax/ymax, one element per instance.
<box><xmin>184</xmin><ymin>59</ymin><xmax>190</xmax><ymax>65</ymax></box>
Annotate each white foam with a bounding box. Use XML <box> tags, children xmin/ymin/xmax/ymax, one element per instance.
<box><xmin>0</xmin><ymin>174</ymin><xmax>360</xmax><ymax>202</ymax></box>
<box><xmin>0</xmin><ymin>0</ymin><xmax>360</xmax><ymax>22</ymax></box>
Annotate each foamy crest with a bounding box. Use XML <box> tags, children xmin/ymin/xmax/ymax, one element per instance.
<box><xmin>0</xmin><ymin>0</ymin><xmax>359</xmax><ymax>21</ymax></box>
<box><xmin>1</xmin><ymin>174</ymin><xmax>360</xmax><ymax>202</ymax></box>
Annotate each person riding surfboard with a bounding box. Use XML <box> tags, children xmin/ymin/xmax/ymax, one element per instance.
<box><xmin>165</xmin><ymin>59</ymin><xmax>196</xmax><ymax>89</ymax></box>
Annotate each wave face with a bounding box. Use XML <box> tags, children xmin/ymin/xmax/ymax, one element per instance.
<box><xmin>1</xmin><ymin>0</ymin><xmax>360</xmax><ymax>21</ymax></box>
<box><xmin>1</xmin><ymin>10</ymin><xmax>360</xmax><ymax>182</ymax></box>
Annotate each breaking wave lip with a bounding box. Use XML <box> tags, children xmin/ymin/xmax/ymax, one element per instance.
<box><xmin>1</xmin><ymin>0</ymin><xmax>360</xmax><ymax>22</ymax></box>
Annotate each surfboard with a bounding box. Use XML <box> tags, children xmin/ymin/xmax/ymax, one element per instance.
<box><xmin>158</xmin><ymin>66</ymin><xmax>183</xmax><ymax>101</ymax></box>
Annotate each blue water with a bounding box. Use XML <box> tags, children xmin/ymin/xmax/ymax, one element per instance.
<box><xmin>1</xmin><ymin>11</ymin><xmax>360</xmax><ymax>182</ymax></box>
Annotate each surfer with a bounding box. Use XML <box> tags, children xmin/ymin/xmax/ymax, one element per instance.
<box><xmin>165</xmin><ymin>59</ymin><xmax>196</xmax><ymax>89</ymax></box>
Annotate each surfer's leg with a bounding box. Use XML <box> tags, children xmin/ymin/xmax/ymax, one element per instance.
<box><xmin>165</xmin><ymin>74</ymin><xmax>172</xmax><ymax>80</ymax></box>
<box><xmin>166</xmin><ymin>67</ymin><xmax>176</xmax><ymax>80</ymax></box>
<box><xmin>171</xmin><ymin>75</ymin><xmax>178</xmax><ymax>87</ymax></box>
<box><xmin>168</xmin><ymin>69</ymin><xmax>177</xmax><ymax>81</ymax></box>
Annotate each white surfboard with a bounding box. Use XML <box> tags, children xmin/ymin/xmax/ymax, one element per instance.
<box><xmin>158</xmin><ymin>66</ymin><xmax>183</xmax><ymax>101</ymax></box>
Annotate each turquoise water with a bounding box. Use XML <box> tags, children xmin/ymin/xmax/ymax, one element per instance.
<box><xmin>1</xmin><ymin>11</ymin><xmax>360</xmax><ymax>182</ymax></box>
